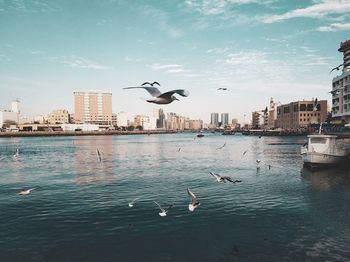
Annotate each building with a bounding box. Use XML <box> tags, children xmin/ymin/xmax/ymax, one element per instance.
<box><xmin>267</xmin><ymin>98</ymin><xmax>278</xmax><ymax>129</ymax></box>
<box><xmin>221</xmin><ymin>113</ymin><xmax>229</xmax><ymax>126</ymax></box>
<box><xmin>0</xmin><ymin>99</ymin><xmax>20</xmax><ymax>128</ymax></box>
<box><xmin>276</xmin><ymin>99</ymin><xmax>327</xmax><ymax>129</ymax></box>
<box><xmin>116</xmin><ymin>111</ymin><xmax>128</xmax><ymax>127</ymax></box>
<box><xmin>166</xmin><ymin>112</ymin><xmax>187</xmax><ymax>130</ymax></box>
<box><xmin>331</xmin><ymin>39</ymin><xmax>350</xmax><ymax>124</ymax></box>
<box><xmin>210</xmin><ymin>113</ymin><xmax>219</xmax><ymax>127</ymax></box>
<box><xmin>48</xmin><ymin>109</ymin><xmax>70</xmax><ymax>124</ymax></box>
<box><xmin>186</xmin><ymin>119</ymin><xmax>203</xmax><ymax>130</ymax></box>
<box><xmin>251</xmin><ymin>111</ymin><xmax>263</xmax><ymax>129</ymax></box>
<box><xmin>134</xmin><ymin>115</ymin><xmax>157</xmax><ymax>130</ymax></box>
<box><xmin>74</xmin><ymin>91</ymin><xmax>112</xmax><ymax>125</ymax></box>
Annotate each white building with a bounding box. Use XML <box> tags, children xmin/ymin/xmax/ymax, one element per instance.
<box><xmin>61</xmin><ymin>123</ymin><xmax>99</xmax><ymax>131</ymax></box>
<box><xmin>0</xmin><ymin>99</ymin><xmax>20</xmax><ymax>128</ymax></box>
<box><xmin>116</xmin><ymin>111</ymin><xmax>128</xmax><ymax>127</ymax></box>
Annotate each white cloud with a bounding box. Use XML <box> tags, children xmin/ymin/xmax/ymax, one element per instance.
<box><xmin>263</xmin><ymin>0</ymin><xmax>350</xmax><ymax>23</ymax></box>
<box><xmin>149</xmin><ymin>64</ymin><xmax>183</xmax><ymax>70</ymax></box>
<box><xmin>124</xmin><ymin>56</ymin><xmax>142</xmax><ymax>62</ymax></box>
<box><xmin>61</xmin><ymin>56</ymin><xmax>111</xmax><ymax>70</ymax></box>
<box><xmin>317</xmin><ymin>22</ymin><xmax>350</xmax><ymax>32</ymax></box>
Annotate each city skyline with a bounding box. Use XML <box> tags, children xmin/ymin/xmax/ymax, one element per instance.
<box><xmin>1</xmin><ymin>1</ymin><xmax>350</xmax><ymax>123</ymax></box>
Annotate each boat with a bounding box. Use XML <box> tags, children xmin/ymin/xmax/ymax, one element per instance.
<box><xmin>301</xmin><ymin>134</ymin><xmax>349</xmax><ymax>169</ymax></box>
<box><xmin>197</xmin><ymin>131</ymin><xmax>204</xmax><ymax>138</ymax></box>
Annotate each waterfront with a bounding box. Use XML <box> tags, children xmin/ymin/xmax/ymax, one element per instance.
<box><xmin>1</xmin><ymin>133</ymin><xmax>350</xmax><ymax>261</ymax></box>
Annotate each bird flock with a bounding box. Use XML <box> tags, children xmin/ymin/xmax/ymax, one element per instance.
<box><xmin>10</xmin><ymin>134</ymin><xmax>271</xmax><ymax>218</ymax></box>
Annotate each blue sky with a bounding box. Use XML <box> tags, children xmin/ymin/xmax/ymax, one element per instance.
<box><xmin>1</xmin><ymin>0</ymin><xmax>350</xmax><ymax>123</ymax></box>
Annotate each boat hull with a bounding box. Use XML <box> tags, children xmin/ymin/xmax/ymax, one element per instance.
<box><xmin>302</xmin><ymin>152</ymin><xmax>348</xmax><ymax>167</ymax></box>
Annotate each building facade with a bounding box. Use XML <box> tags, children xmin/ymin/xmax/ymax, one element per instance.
<box><xmin>74</xmin><ymin>91</ymin><xmax>112</xmax><ymax>125</ymax></box>
<box><xmin>331</xmin><ymin>39</ymin><xmax>350</xmax><ymax>123</ymax></box>
<box><xmin>221</xmin><ymin>113</ymin><xmax>229</xmax><ymax>126</ymax></box>
<box><xmin>210</xmin><ymin>113</ymin><xmax>219</xmax><ymax>127</ymax></box>
<box><xmin>276</xmin><ymin>100</ymin><xmax>327</xmax><ymax>129</ymax></box>
<box><xmin>48</xmin><ymin>109</ymin><xmax>70</xmax><ymax>124</ymax></box>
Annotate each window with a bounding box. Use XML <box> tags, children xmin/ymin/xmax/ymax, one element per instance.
<box><xmin>311</xmin><ymin>138</ymin><xmax>327</xmax><ymax>144</ymax></box>
<box><xmin>283</xmin><ymin>106</ymin><xmax>290</xmax><ymax>114</ymax></box>
<box><xmin>300</xmin><ymin>104</ymin><xmax>306</xmax><ymax>111</ymax></box>
<box><xmin>293</xmin><ymin>104</ymin><xmax>299</xmax><ymax>112</ymax></box>
<box><xmin>307</xmin><ymin>104</ymin><xmax>314</xmax><ymax>111</ymax></box>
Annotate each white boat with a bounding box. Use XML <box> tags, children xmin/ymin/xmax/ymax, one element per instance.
<box><xmin>301</xmin><ymin>134</ymin><xmax>349</xmax><ymax>169</ymax></box>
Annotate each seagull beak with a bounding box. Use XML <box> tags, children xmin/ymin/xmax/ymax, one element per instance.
<box><xmin>175</xmin><ymin>97</ymin><xmax>180</xmax><ymax>101</ymax></box>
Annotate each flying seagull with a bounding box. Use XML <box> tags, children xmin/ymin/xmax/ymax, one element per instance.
<box><xmin>18</xmin><ymin>188</ymin><xmax>35</xmax><ymax>195</ymax></box>
<box><xmin>178</xmin><ymin>147</ymin><xmax>182</xmax><ymax>152</ymax></box>
<box><xmin>128</xmin><ymin>198</ymin><xmax>139</xmax><ymax>208</ymax></box>
<box><xmin>154</xmin><ymin>201</ymin><xmax>173</xmax><ymax>217</ymax></box>
<box><xmin>330</xmin><ymin>63</ymin><xmax>344</xmax><ymax>73</ymax></box>
<box><xmin>123</xmin><ymin>83</ymin><xmax>189</xmax><ymax>104</ymax></box>
<box><xmin>187</xmin><ymin>188</ymin><xmax>200</xmax><ymax>212</ymax></box>
<box><xmin>216</xmin><ymin>142</ymin><xmax>226</xmax><ymax>150</ymax></box>
<box><xmin>217</xmin><ymin>88</ymin><xmax>228</xmax><ymax>91</ymax></box>
<box><xmin>242</xmin><ymin>150</ymin><xmax>248</xmax><ymax>155</ymax></box>
<box><xmin>209</xmin><ymin>172</ymin><xmax>242</xmax><ymax>183</ymax></box>
<box><xmin>142</xmin><ymin>81</ymin><xmax>160</xmax><ymax>86</ymax></box>
<box><xmin>96</xmin><ymin>149</ymin><xmax>102</xmax><ymax>162</ymax></box>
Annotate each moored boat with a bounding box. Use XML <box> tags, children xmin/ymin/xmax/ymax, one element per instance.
<box><xmin>301</xmin><ymin>134</ymin><xmax>349</xmax><ymax>169</ymax></box>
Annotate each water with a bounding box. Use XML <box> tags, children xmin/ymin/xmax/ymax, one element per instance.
<box><xmin>1</xmin><ymin>133</ymin><xmax>350</xmax><ymax>261</ymax></box>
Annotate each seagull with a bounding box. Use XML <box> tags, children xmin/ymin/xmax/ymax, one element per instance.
<box><xmin>330</xmin><ymin>63</ymin><xmax>344</xmax><ymax>73</ymax></box>
<box><xmin>256</xmin><ymin>159</ymin><xmax>261</xmax><ymax>164</ymax></box>
<box><xmin>18</xmin><ymin>188</ymin><xmax>35</xmax><ymax>195</ymax></box>
<box><xmin>242</xmin><ymin>150</ymin><xmax>248</xmax><ymax>155</ymax></box>
<box><xmin>154</xmin><ymin>201</ymin><xmax>173</xmax><ymax>217</ymax></box>
<box><xmin>187</xmin><ymin>188</ymin><xmax>200</xmax><ymax>212</ymax></box>
<box><xmin>128</xmin><ymin>198</ymin><xmax>139</xmax><ymax>207</ymax></box>
<box><xmin>178</xmin><ymin>147</ymin><xmax>182</xmax><ymax>152</ymax></box>
<box><xmin>96</xmin><ymin>148</ymin><xmax>101</xmax><ymax>162</ymax></box>
<box><xmin>123</xmin><ymin>83</ymin><xmax>189</xmax><ymax>104</ymax></box>
<box><xmin>142</xmin><ymin>81</ymin><xmax>160</xmax><ymax>86</ymax></box>
<box><xmin>209</xmin><ymin>172</ymin><xmax>241</xmax><ymax>183</ymax></box>
<box><xmin>217</xmin><ymin>88</ymin><xmax>228</xmax><ymax>91</ymax></box>
<box><xmin>13</xmin><ymin>148</ymin><xmax>19</xmax><ymax>158</ymax></box>
<box><xmin>256</xmin><ymin>160</ymin><xmax>261</xmax><ymax>171</ymax></box>
<box><xmin>266</xmin><ymin>164</ymin><xmax>272</xmax><ymax>170</ymax></box>
<box><xmin>216</xmin><ymin>142</ymin><xmax>226</xmax><ymax>150</ymax></box>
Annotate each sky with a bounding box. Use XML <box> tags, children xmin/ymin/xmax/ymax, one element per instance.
<box><xmin>1</xmin><ymin>0</ymin><xmax>350</xmax><ymax>123</ymax></box>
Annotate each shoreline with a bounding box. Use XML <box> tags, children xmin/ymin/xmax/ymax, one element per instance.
<box><xmin>0</xmin><ymin>130</ymin><xmax>179</xmax><ymax>138</ymax></box>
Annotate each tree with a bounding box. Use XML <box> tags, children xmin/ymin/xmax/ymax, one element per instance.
<box><xmin>127</xmin><ymin>125</ymin><xmax>135</xmax><ymax>131</ymax></box>
<box><xmin>2</xmin><ymin>120</ymin><xmax>17</xmax><ymax>129</ymax></box>
<box><xmin>136</xmin><ymin>125</ymin><xmax>143</xmax><ymax>131</ymax></box>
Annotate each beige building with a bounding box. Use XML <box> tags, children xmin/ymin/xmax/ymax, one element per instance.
<box><xmin>74</xmin><ymin>91</ymin><xmax>112</xmax><ymax>125</ymax></box>
<box><xmin>48</xmin><ymin>109</ymin><xmax>70</xmax><ymax>124</ymax></box>
<box><xmin>276</xmin><ymin>100</ymin><xmax>327</xmax><ymax>129</ymax></box>
<box><xmin>186</xmin><ymin>119</ymin><xmax>203</xmax><ymax>130</ymax></box>
<box><xmin>331</xmin><ymin>39</ymin><xmax>350</xmax><ymax>123</ymax></box>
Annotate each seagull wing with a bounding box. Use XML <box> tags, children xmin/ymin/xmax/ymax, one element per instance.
<box><xmin>154</xmin><ymin>201</ymin><xmax>165</xmax><ymax>212</ymax></box>
<box><xmin>158</xmin><ymin>89</ymin><xmax>190</xmax><ymax>99</ymax></box>
<box><xmin>152</xmin><ymin>81</ymin><xmax>161</xmax><ymax>86</ymax></box>
<box><xmin>187</xmin><ymin>188</ymin><xmax>198</xmax><ymax>204</ymax></box>
<box><xmin>165</xmin><ymin>204</ymin><xmax>173</xmax><ymax>212</ymax></box>
<box><xmin>130</xmin><ymin>197</ymin><xmax>139</xmax><ymax>204</ymax></box>
<box><xmin>223</xmin><ymin>176</ymin><xmax>234</xmax><ymax>183</ymax></box>
<box><xmin>210</xmin><ymin>172</ymin><xmax>221</xmax><ymax>181</ymax></box>
<box><xmin>123</xmin><ymin>86</ymin><xmax>162</xmax><ymax>97</ymax></box>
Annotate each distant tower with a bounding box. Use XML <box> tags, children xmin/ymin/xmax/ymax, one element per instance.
<box><xmin>11</xmin><ymin>98</ymin><xmax>20</xmax><ymax>114</ymax></box>
<box><xmin>338</xmin><ymin>39</ymin><xmax>350</xmax><ymax>72</ymax></box>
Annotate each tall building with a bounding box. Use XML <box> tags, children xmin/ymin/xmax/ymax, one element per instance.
<box><xmin>251</xmin><ymin>111</ymin><xmax>262</xmax><ymax>129</ymax></box>
<box><xmin>74</xmin><ymin>91</ymin><xmax>112</xmax><ymax>125</ymax></box>
<box><xmin>221</xmin><ymin>113</ymin><xmax>229</xmax><ymax>126</ymax></box>
<box><xmin>153</xmin><ymin>108</ymin><xmax>166</xmax><ymax>129</ymax></box>
<box><xmin>0</xmin><ymin>99</ymin><xmax>20</xmax><ymax>128</ymax></box>
<box><xmin>267</xmin><ymin>97</ymin><xmax>278</xmax><ymax>129</ymax></box>
<box><xmin>48</xmin><ymin>109</ymin><xmax>70</xmax><ymax>124</ymax></box>
<box><xmin>210</xmin><ymin>113</ymin><xmax>219</xmax><ymax>127</ymax></box>
<box><xmin>276</xmin><ymin>99</ymin><xmax>327</xmax><ymax>129</ymax></box>
<box><xmin>331</xmin><ymin>39</ymin><xmax>350</xmax><ymax>123</ymax></box>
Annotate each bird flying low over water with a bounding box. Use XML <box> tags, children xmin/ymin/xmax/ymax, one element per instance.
<box><xmin>154</xmin><ymin>201</ymin><xmax>173</xmax><ymax>217</ymax></box>
<box><xmin>13</xmin><ymin>148</ymin><xmax>19</xmax><ymax>159</ymax></box>
<box><xmin>209</xmin><ymin>172</ymin><xmax>242</xmax><ymax>183</ymax></box>
<box><xmin>18</xmin><ymin>188</ymin><xmax>35</xmax><ymax>195</ymax></box>
<box><xmin>187</xmin><ymin>188</ymin><xmax>200</xmax><ymax>212</ymax></box>
<box><xmin>96</xmin><ymin>149</ymin><xmax>101</xmax><ymax>162</ymax></box>
<box><xmin>123</xmin><ymin>82</ymin><xmax>189</xmax><ymax>104</ymax></box>
<box><xmin>128</xmin><ymin>198</ymin><xmax>139</xmax><ymax>207</ymax></box>
<box><xmin>216</xmin><ymin>142</ymin><xmax>226</xmax><ymax>150</ymax></box>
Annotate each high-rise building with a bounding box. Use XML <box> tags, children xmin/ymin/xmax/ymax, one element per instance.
<box><xmin>153</xmin><ymin>108</ymin><xmax>166</xmax><ymax>129</ymax></box>
<box><xmin>331</xmin><ymin>39</ymin><xmax>350</xmax><ymax>123</ymax></box>
<box><xmin>267</xmin><ymin>97</ymin><xmax>278</xmax><ymax>129</ymax></box>
<box><xmin>74</xmin><ymin>91</ymin><xmax>112</xmax><ymax>125</ymax></box>
<box><xmin>221</xmin><ymin>113</ymin><xmax>229</xmax><ymax>126</ymax></box>
<box><xmin>276</xmin><ymin>99</ymin><xmax>327</xmax><ymax>129</ymax></box>
<box><xmin>210</xmin><ymin>113</ymin><xmax>219</xmax><ymax>127</ymax></box>
<box><xmin>251</xmin><ymin>111</ymin><xmax>262</xmax><ymax>129</ymax></box>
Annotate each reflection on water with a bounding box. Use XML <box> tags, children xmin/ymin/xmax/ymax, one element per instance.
<box><xmin>1</xmin><ymin>134</ymin><xmax>350</xmax><ymax>261</ymax></box>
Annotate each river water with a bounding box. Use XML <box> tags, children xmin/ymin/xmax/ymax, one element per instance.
<box><xmin>1</xmin><ymin>133</ymin><xmax>350</xmax><ymax>261</ymax></box>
